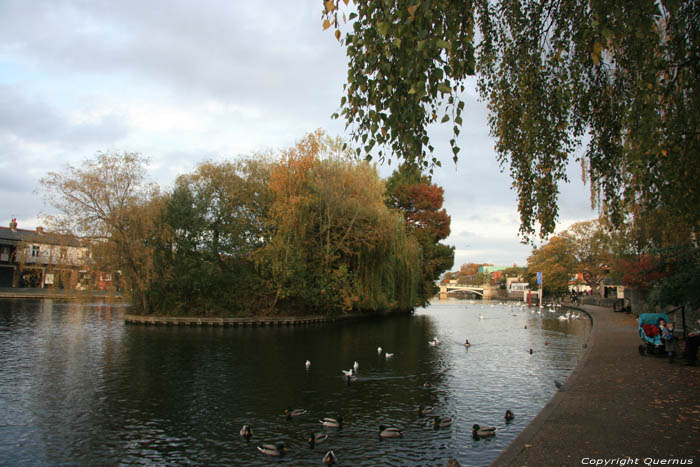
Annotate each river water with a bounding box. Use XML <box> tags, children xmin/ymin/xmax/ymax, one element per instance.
<box><xmin>0</xmin><ymin>298</ymin><xmax>590</xmax><ymax>466</ymax></box>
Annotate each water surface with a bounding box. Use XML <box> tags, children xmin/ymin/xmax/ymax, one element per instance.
<box><xmin>0</xmin><ymin>298</ymin><xmax>590</xmax><ymax>466</ymax></box>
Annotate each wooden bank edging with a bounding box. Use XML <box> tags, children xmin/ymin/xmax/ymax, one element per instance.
<box><xmin>124</xmin><ymin>310</ymin><xmax>411</xmax><ymax>327</ymax></box>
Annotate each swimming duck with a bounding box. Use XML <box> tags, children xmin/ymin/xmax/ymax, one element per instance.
<box><xmin>385</xmin><ymin>352</ymin><xmax>395</xmax><ymax>359</ymax></box>
<box><xmin>432</xmin><ymin>416</ymin><xmax>452</xmax><ymax>429</ymax></box>
<box><xmin>472</xmin><ymin>424</ymin><xmax>496</xmax><ymax>438</ymax></box>
<box><xmin>377</xmin><ymin>346</ymin><xmax>382</xmax><ymax>354</ymax></box>
<box><xmin>285</xmin><ymin>407</ymin><xmax>308</xmax><ymax>418</ymax></box>
<box><xmin>323</xmin><ymin>450</ymin><xmax>338</xmax><ymax>465</ymax></box>
<box><xmin>239</xmin><ymin>424</ymin><xmax>252</xmax><ymax>441</ymax></box>
<box><xmin>429</xmin><ymin>339</ymin><xmax>438</xmax><ymax>347</ymax></box>
<box><xmin>505</xmin><ymin>410</ymin><xmax>514</xmax><ymax>421</ymax></box>
<box><xmin>464</xmin><ymin>339</ymin><xmax>471</xmax><ymax>347</ymax></box>
<box><xmin>353</xmin><ymin>361</ymin><xmax>359</xmax><ymax>372</ymax></box>
<box><xmin>379</xmin><ymin>425</ymin><xmax>403</xmax><ymax>438</ymax></box>
<box><xmin>305</xmin><ymin>360</ymin><xmax>311</xmax><ymax>369</ymax></box>
<box><xmin>320</xmin><ymin>416</ymin><xmax>343</xmax><ymax>428</ymax></box>
<box><xmin>341</xmin><ymin>369</ymin><xmax>353</xmax><ymax>378</ymax></box>
<box><xmin>257</xmin><ymin>442</ymin><xmax>287</xmax><ymax>456</ymax></box>
<box><xmin>416</xmin><ymin>405</ymin><xmax>433</xmax><ymax>416</ymax></box>
<box><xmin>307</xmin><ymin>432</ymin><xmax>328</xmax><ymax>448</ymax></box>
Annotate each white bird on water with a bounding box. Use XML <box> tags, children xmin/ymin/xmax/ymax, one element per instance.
<box><xmin>385</xmin><ymin>352</ymin><xmax>395</xmax><ymax>359</ymax></box>
<box><xmin>305</xmin><ymin>360</ymin><xmax>311</xmax><ymax>369</ymax></box>
<box><xmin>377</xmin><ymin>346</ymin><xmax>382</xmax><ymax>354</ymax></box>
<box><xmin>353</xmin><ymin>361</ymin><xmax>359</xmax><ymax>372</ymax></box>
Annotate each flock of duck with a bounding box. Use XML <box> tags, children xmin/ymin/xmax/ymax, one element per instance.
<box><xmin>238</xmin><ymin>340</ymin><xmax>516</xmax><ymax>464</ymax></box>
<box><xmin>237</xmin><ymin>303</ymin><xmax>579</xmax><ymax>464</ymax></box>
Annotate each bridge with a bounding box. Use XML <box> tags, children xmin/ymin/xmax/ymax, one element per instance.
<box><xmin>438</xmin><ymin>284</ymin><xmax>496</xmax><ymax>299</ymax></box>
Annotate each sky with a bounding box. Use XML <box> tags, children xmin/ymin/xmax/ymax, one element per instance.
<box><xmin>0</xmin><ymin>0</ymin><xmax>596</xmax><ymax>269</ymax></box>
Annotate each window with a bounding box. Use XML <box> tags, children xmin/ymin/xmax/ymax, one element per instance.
<box><xmin>60</xmin><ymin>247</ymin><xmax>68</xmax><ymax>260</ymax></box>
<box><xmin>31</xmin><ymin>245</ymin><xmax>40</xmax><ymax>257</ymax></box>
<box><xmin>0</xmin><ymin>247</ymin><xmax>9</xmax><ymax>262</ymax></box>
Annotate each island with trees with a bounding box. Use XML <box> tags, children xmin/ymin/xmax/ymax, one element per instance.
<box><xmin>39</xmin><ymin>131</ymin><xmax>454</xmax><ymax>317</ymax></box>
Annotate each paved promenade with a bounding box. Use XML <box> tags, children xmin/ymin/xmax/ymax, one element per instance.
<box><xmin>493</xmin><ymin>305</ymin><xmax>700</xmax><ymax>466</ymax></box>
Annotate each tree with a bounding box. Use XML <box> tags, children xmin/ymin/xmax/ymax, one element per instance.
<box><xmin>324</xmin><ymin>0</ymin><xmax>700</xmax><ymax>239</ymax></box>
<box><xmin>148</xmin><ymin>159</ymin><xmax>272</xmax><ymax>316</ymax></box>
<box><xmin>256</xmin><ymin>130</ymin><xmax>424</xmax><ymax>314</ymax></box>
<box><xmin>527</xmin><ymin>236</ymin><xmax>575</xmax><ymax>295</ymax></box>
<box><xmin>385</xmin><ymin>163</ymin><xmax>454</xmax><ymax>300</ymax></box>
<box><xmin>559</xmin><ymin>220</ymin><xmax>613</xmax><ymax>289</ymax></box>
<box><xmin>40</xmin><ymin>152</ymin><xmax>162</xmax><ymax>312</ymax></box>
<box><xmin>322</xmin><ymin>0</ymin><xmax>475</xmax><ymax>168</ymax></box>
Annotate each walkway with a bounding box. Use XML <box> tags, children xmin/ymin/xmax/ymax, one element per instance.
<box><xmin>493</xmin><ymin>305</ymin><xmax>700</xmax><ymax>466</ymax></box>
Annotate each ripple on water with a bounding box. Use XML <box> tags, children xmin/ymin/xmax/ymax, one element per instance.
<box><xmin>0</xmin><ymin>298</ymin><xmax>589</xmax><ymax>466</ymax></box>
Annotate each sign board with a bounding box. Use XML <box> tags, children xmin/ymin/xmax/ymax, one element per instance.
<box><xmin>536</xmin><ymin>272</ymin><xmax>542</xmax><ymax>285</ymax></box>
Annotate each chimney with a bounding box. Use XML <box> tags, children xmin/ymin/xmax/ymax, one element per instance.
<box><xmin>9</xmin><ymin>218</ymin><xmax>17</xmax><ymax>231</ymax></box>
<box><xmin>36</xmin><ymin>226</ymin><xmax>44</xmax><ymax>234</ymax></box>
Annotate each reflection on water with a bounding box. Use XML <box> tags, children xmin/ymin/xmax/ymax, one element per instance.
<box><xmin>0</xmin><ymin>298</ymin><xmax>589</xmax><ymax>466</ymax></box>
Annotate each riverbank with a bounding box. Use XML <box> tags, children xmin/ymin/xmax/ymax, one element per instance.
<box><xmin>493</xmin><ymin>304</ymin><xmax>700</xmax><ymax>466</ymax></box>
<box><xmin>0</xmin><ymin>287</ymin><xmax>123</xmax><ymax>300</ymax></box>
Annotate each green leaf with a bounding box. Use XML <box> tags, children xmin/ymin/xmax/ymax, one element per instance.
<box><xmin>441</xmin><ymin>114</ymin><xmax>450</xmax><ymax>123</ymax></box>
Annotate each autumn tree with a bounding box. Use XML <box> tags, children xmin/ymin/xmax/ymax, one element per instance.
<box><xmin>40</xmin><ymin>152</ymin><xmax>162</xmax><ymax>312</ymax></box>
<box><xmin>559</xmin><ymin>220</ymin><xmax>613</xmax><ymax>289</ymax></box>
<box><xmin>526</xmin><ymin>236</ymin><xmax>575</xmax><ymax>295</ymax></box>
<box><xmin>323</xmin><ymin>0</ymin><xmax>700</xmax><ymax>239</ymax></box>
<box><xmin>385</xmin><ymin>163</ymin><xmax>454</xmax><ymax>300</ymax></box>
<box><xmin>256</xmin><ymin>131</ymin><xmax>423</xmax><ymax>314</ymax></box>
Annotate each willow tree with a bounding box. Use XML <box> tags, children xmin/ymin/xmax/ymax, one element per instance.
<box><xmin>257</xmin><ymin>130</ymin><xmax>423</xmax><ymax>314</ymax></box>
<box><xmin>323</xmin><ymin>0</ymin><xmax>700</xmax><ymax>239</ymax></box>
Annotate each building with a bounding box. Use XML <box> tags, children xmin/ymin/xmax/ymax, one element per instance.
<box><xmin>0</xmin><ymin>219</ymin><xmax>90</xmax><ymax>288</ymax></box>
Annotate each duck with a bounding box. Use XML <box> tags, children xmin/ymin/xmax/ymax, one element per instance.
<box><xmin>323</xmin><ymin>450</ymin><xmax>338</xmax><ymax>465</ymax></box>
<box><xmin>307</xmin><ymin>432</ymin><xmax>328</xmax><ymax>448</ymax></box>
<box><xmin>432</xmin><ymin>416</ymin><xmax>452</xmax><ymax>429</ymax></box>
<box><xmin>429</xmin><ymin>339</ymin><xmax>438</xmax><ymax>347</ymax></box>
<box><xmin>305</xmin><ymin>360</ymin><xmax>311</xmax><ymax>369</ymax></box>
<box><xmin>464</xmin><ymin>339</ymin><xmax>471</xmax><ymax>348</ymax></box>
<box><xmin>385</xmin><ymin>352</ymin><xmax>395</xmax><ymax>359</ymax></box>
<box><xmin>239</xmin><ymin>424</ymin><xmax>252</xmax><ymax>441</ymax></box>
<box><xmin>285</xmin><ymin>407</ymin><xmax>308</xmax><ymax>419</ymax></box>
<box><xmin>257</xmin><ymin>442</ymin><xmax>287</xmax><ymax>456</ymax></box>
<box><xmin>505</xmin><ymin>410</ymin><xmax>514</xmax><ymax>421</ymax></box>
<box><xmin>377</xmin><ymin>346</ymin><xmax>382</xmax><ymax>354</ymax></box>
<box><xmin>472</xmin><ymin>424</ymin><xmax>496</xmax><ymax>438</ymax></box>
<box><xmin>416</xmin><ymin>405</ymin><xmax>433</xmax><ymax>416</ymax></box>
<box><xmin>379</xmin><ymin>425</ymin><xmax>403</xmax><ymax>438</ymax></box>
<box><xmin>353</xmin><ymin>361</ymin><xmax>359</xmax><ymax>372</ymax></box>
<box><xmin>341</xmin><ymin>369</ymin><xmax>353</xmax><ymax>378</ymax></box>
<box><xmin>423</xmin><ymin>382</ymin><xmax>432</xmax><ymax>388</ymax></box>
<box><xmin>320</xmin><ymin>416</ymin><xmax>343</xmax><ymax>428</ymax></box>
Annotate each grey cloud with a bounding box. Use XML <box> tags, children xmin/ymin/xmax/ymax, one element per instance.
<box><xmin>0</xmin><ymin>1</ymin><xmax>346</xmax><ymax>124</ymax></box>
<box><xmin>0</xmin><ymin>86</ymin><xmax>128</xmax><ymax>144</ymax></box>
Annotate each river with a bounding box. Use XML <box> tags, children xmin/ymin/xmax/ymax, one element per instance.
<box><xmin>0</xmin><ymin>298</ymin><xmax>590</xmax><ymax>466</ymax></box>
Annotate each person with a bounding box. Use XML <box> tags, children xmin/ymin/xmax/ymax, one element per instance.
<box><xmin>684</xmin><ymin>319</ymin><xmax>700</xmax><ymax>366</ymax></box>
<box><xmin>662</xmin><ymin>322</ymin><xmax>679</xmax><ymax>362</ymax></box>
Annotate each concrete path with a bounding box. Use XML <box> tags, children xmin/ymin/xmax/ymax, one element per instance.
<box><xmin>493</xmin><ymin>305</ymin><xmax>700</xmax><ymax>466</ymax></box>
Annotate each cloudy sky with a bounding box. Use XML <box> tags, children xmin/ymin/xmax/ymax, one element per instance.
<box><xmin>0</xmin><ymin>0</ymin><xmax>596</xmax><ymax>268</ymax></box>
